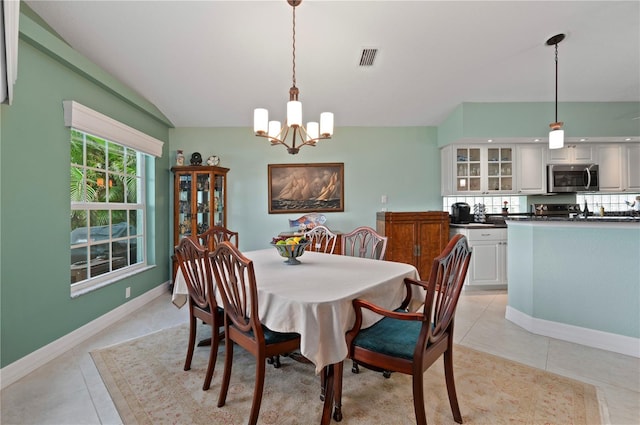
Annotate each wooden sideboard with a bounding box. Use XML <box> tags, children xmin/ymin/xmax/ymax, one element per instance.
<box><xmin>376</xmin><ymin>211</ymin><xmax>450</xmax><ymax>279</ymax></box>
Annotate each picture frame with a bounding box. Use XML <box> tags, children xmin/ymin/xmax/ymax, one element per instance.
<box><xmin>268</xmin><ymin>163</ymin><xmax>344</xmax><ymax>214</ymax></box>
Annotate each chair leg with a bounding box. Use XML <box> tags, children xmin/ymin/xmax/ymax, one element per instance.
<box><xmin>412</xmin><ymin>372</ymin><xmax>427</xmax><ymax>425</ymax></box>
<box><xmin>443</xmin><ymin>348</ymin><xmax>463</xmax><ymax>424</ymax></box>
<box><xmin>267</xmin><ymin>354</ymin><xmax>281</xmax><ymax>368</ymax></box>
<box><xmin>202</xmin><ymin>324</ymin><xmax>220</xmax><ymax>391</ymax></box>
<box><xmin>217</xmin><ymin>338</ymin><xmax>234</xmax><ymax>408</ymax></box>
<box><xmin>184</xmin><ymin>315</ymin><xmax>197</xmax><ymax>371</ymax></box>
<box><xmin>247</xmin><ymin>357</ymin><xmax>267</xmax><ymax>425</ymax></box>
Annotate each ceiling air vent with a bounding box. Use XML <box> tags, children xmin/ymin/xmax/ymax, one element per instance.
<box><xmin>359</xmin><ymin>48</ymin><xmax>378</xmax><ymax>67</ymax></box>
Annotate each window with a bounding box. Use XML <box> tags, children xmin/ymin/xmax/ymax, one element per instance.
<box><xmin>64</xmin><ymin>101</ymin><xmax>163</xmax><ymax>295</ymax></box>
<box><xmin>70</xmin><ymin>129</ymin><xmax>145</xmax><ymax>289</ymax></box>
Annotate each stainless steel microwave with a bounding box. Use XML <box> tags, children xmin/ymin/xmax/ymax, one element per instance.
<box><xmin>547</xmin><ymin>163</ymin><xmax>599</xmax><ymax>193</ymax></box>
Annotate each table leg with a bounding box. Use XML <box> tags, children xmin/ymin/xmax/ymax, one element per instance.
<box><xmin>320</xmin><ymin>364</ymin><xmax>335</xmax><ymax>425</ymax></box>
<box><xmin>196</xmin><ymin>330</ymin><xmax>225</xmax><ymax>347</ymax></box>
<box><xmin>333</xmin><ymin>361</ymin><xmax>343</xmax><ymax>422</ymax></box>
<box><xmin>319</xmin><ymin>361</ymin><xmax>344</xmax><ymax>424</ymax></box>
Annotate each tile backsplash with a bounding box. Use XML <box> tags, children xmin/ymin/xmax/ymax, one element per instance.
<box><xmin>577</xmin><ymin>193</ymin><xmax>640</xmax><ymax>212</ymax></box>
<box><xmin>442</xmin><ymin>196</ymin><xmax>523</xmax><ymax>214</ymax></box>
<box><xmin>443</xmin><ymin>193</ymin><xmax>640</xmax><ymax>214</ymax></box>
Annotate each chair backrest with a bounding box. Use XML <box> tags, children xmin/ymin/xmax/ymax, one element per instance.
<box><xmin>174</xmin><ymin>236</ymin><xmax>216</xmax><ymax>310</ymax></box>
<box><xmin>341</xmin><ymin>226</ymin><xmax>388</xmax><ymax>260</ymax></box>
<box><xmin>198</xmin><ymin>226</ymin><xmax>239</xmax><ymax>251</ymax></box>
<box><xmin>422</xmin><ymin>234</ymin><xmax>472</xmax><ymax>345</ymax></box>
<box><xmin>209</xmin><ymin>241</ymin><xmax>262</xmax><ymax>338</ymax></box>
<box><xmin>304</xmin><ymin>225</ymin><xmax>338</xmax><ymax>254</ymax></box>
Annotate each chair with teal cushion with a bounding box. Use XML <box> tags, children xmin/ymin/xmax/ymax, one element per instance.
<box><xmin>338</xmin><ymin>234</ymin><xmax>472</xmax><ymax>424</ymax></box>
<box><xmin>210</xmin><ymin>241</ymin><xmax>301</xmax><ymax>425</ymax></box>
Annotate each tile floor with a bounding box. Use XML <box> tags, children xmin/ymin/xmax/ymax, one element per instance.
<box><xmin>1</xmin><ymin>290</ymin><xmax>639</xmax><ymax>424</ymax></box>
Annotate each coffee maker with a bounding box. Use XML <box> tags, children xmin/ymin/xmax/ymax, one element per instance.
<box><xmin>451</xmin><ymin>202</ymin><xmax>472</xmax><ymax>224</ymax></box>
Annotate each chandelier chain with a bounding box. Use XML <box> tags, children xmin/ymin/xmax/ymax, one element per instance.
<box><xmin>292</xmin><ymin>5</ymin><xmax>296</xmax><ymax>88</ymax></box>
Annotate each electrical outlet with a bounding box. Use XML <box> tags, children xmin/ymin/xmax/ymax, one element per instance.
<box><xmin>125</xmin><ymin>287</ymin><xmax>131</xmax><ymax>298</ymax></box>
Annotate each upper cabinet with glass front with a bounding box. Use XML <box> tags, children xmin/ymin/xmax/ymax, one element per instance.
<box><xmin>442</xmin><ymin>145</ymin><xmax>513</xmax><ymax>195</ymax></box>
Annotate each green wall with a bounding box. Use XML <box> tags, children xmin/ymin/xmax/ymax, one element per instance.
<box><xmin>438</xmin><ymin>102</ymin><xmax>640</xmax><ymax>146</ymax></box>
<box><xmin>0</xmin><ymin>13</ymin><xmax>172</xmax><ymax>368</ymax></box>
<box><xmin>169</xmin><ymin>126</ymin><xmax>443</xmax><ymax>251</ymax></box>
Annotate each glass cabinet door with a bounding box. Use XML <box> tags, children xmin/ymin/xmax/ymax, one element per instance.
<box><xmin>456</xmin><ymin>147</ymin><xmax>481</xmax><ymax>192</ymax></box>
<box><xmin>194</xmin><ymin>171</ymin><xmax>212</xmax><ymax>236</ymax></box>
<box><xmin>177</xmin><ymin>174</ymin><xmax>193</xmax><ymax>239</ymax></box>
<box><xmin>212</xmin><ymin>173</ymin><xmax>225</xmax><ymax>227</ymax></box>
<box><xmin>487</xmin><ymin>147</ymin><xmax>512</xmax><ymax>192</ymax></box>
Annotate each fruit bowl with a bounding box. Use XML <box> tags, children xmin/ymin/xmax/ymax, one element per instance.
<box><xmin>271</xmin><ymin>239</ymin><xmax>310</xmax><ymax>265</ymax></box>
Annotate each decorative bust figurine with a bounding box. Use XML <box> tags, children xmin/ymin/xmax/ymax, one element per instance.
<box><xmin>190</xmin><ymin>152</ymin><xmax>202</xmax><ymax>165</ymax></box>
<box><xmin>176</xmin><ymin>150</ymin><xmax>185</xmax><ymax>166</ymax></box>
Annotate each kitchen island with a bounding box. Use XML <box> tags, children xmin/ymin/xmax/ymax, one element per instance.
<box><xmin>505</xmin><ymin>218</ymin><xmax>640</xmax><ymax>357</ymax></box>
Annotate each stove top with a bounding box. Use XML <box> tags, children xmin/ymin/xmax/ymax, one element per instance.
<box><xmin>532</xmin><ymin>203</ymin><xmax>581</xmax><ymax>216</ymax></box>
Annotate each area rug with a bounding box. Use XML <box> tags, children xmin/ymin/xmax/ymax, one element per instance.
<box><xmin>91</xmin><ymin>324</ymin><xmax>602</xmax><ymax>425</ymax></box>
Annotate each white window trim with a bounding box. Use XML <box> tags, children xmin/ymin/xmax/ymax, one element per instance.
<box><xmin>63</xmin><ymin>100</ymin><xmax>164</xmax><ymax>157</ymax></box>
<box><xmin>1</xmin><ymin>0</ymin><xmax>19</xmax><ymax>104</ymax></box>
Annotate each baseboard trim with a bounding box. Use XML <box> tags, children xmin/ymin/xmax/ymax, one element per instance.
<box><xmin>0</xmin><ymin>282</ymin><xmax>169</xmax><ymax>390</ymax></box>
<box><xmin>505</xmin><ymin>306</ymin><xmax>640</xmax><ymax>358</ymax></box>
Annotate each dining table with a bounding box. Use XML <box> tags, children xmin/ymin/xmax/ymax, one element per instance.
<box><xmin>172</xmin><ymin>247</ymin><xmax>421</xmax><ymax>423</ymax></box>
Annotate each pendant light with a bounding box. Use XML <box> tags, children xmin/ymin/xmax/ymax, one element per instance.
<box><xmin>547</xmin><ymin>33</ymin><xmax>565</xmax><ymax>149</ymax></box>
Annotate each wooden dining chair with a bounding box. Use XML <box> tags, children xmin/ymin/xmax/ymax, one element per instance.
<box><xmin>198</xmin><ymin>225</ymin><xmax>239</xmax><ymax>251</ymax></box>
<box><xmin>210</xmin><ymin>241</ymin><xmax>302</xmax><ymax>425</ymax></box>
<box><xmin>341</xmin><ymin>225</ymin><xmax>389</xmax><ymax>374</ymax></box>
<box><xmin>304</xmin><ymin>225</ymin><xmax>338</xmax><ymax>254</ymax></box>
<box><xmin>341</xmin><ymin>226</ymin><xmax>388</xmax><ymax>260</ymax></box>
<box><xmin>174</xmin><ymin>236</ymin><xmax>225</xmax><ymax>391</ymax></box>
<box><xmin>337</xmin><ymin>234</ymin><xmax>472</xmax><ymax>424</ymax></box>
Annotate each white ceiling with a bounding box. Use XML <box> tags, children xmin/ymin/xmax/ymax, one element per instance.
<box><xmin>25</xmin><ymin>0</ymin><xmax>640</xmax><ymax>128</ymax></box>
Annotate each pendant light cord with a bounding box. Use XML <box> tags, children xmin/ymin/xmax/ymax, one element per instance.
<box><xmin>554</xmin><ymin>43</ymin><xmax>559</xmax><ymax>123</ymax></box>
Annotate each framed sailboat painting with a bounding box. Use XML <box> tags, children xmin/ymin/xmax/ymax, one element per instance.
<box><xmin>268</xmin><ymin>163</ymin><xmax>344</xmax><ymax>214</ymax></box>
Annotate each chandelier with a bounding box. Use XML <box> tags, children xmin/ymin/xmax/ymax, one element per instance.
<box><xmin>253</xmin><ymin>0</ymin><xmax>334</xmax><ymax>155</ymax></box>
<box><xmin>546</xmin><ymin>33</ymin><xmax>565</xmax><ymax>150</ymax></box>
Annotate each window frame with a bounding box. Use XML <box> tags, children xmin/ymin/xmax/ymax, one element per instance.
<box><xmin>64</xmin><ymin>101</ymin><xmax>163</xmax><ymax>296</ymax></box>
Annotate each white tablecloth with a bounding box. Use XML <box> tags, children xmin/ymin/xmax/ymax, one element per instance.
<box><xmin>172</xmin><ymin>249</ymin><xmax>420</xmax><ymax>373</ymax></box>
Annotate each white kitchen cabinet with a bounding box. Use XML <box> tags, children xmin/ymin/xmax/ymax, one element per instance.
<box><xmin>440</xmin><ymin>145</ymin><xmax>454</xmax><ymax>195</ymax></box>
<box><xmin>441</xmin><ymin>145</ymin><xmax>513</xmax><ymax>195</ymax></box>
<box><xmin>547</xmin><ymin>144</ymin><xmax>595</xmax><ymax>163</ymax></box>
<box><xmin>516</xmin><ymin>144</ymin><xmax>546</xmax><ymax>194</ymax></box>
<box><xmin>450</xmin><ymin>227</ymin><xmax>507</xmax><ymax>289</ymax></box>
<box><xmin>625</xmin><ymin>144</ymin><xmax>640</xmax><ymax>192</ymax></box>
<box><xmin>595</xmin><ymin>144</ymin><xmax>624</xmax><ymax>192</ymax></box>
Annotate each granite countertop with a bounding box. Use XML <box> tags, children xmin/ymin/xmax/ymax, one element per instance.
<box><xmin>450</xmin><ymin>222</ymin><xmax>508</xmax><ymax>229</ymax></box>
<box><xmin>506</xmin><ymin>216</ymin><xmax>640</xmax><ymax>223</ymax></box>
